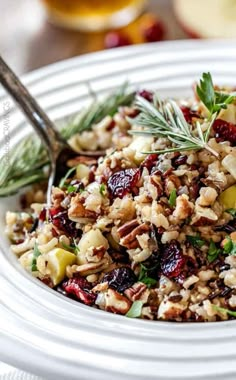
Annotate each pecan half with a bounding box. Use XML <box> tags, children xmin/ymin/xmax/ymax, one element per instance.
<box><xmin>119</xmin><ymin>222</ymin><xmax>150</xmax><ymax>249</ymax></box>
<box><xmin>164</xmin><ymin>174</ymin><xmax>181</xmax><ymax>196</ymax></box>
<box><xmin>104</xmin><ymin>288</ymin><xmax>131</xmax><ymax>314</ymax></box>
<box><xmin>125</xmin><ymin>282</ymin><xmax>149</xmax><ymax>302</ymax></box>
<box><xmin>68</xmin><ymin>194</ymin><xmax>96</xmax><ymax>221</ymax></box>
<box><xmin>117</xmin><ymin>219</ymin><xmax>139</xmax><ymax>238</ymax></box>
<box><xmin>150</xmin><ymin>175</ymin><xmax>163</xmax><ymax>197</ymax></box>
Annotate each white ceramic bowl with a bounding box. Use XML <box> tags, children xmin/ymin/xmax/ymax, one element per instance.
<box><xmin>1</xmin><ymin>40</ymin><xmax>236</xmax><ymax>380</ymax></box>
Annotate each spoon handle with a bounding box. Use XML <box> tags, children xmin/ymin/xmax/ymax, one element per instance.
<box><xmin>0</xmin><ymin>55</ymin><xmax>65</xmax><ymax>153</ymax></box>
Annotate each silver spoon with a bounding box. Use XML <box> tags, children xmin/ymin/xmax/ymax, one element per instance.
<box><xmin>0</xmin><ymin>55</ymin><xmax>103</xmax><ymax>204</ymax></box>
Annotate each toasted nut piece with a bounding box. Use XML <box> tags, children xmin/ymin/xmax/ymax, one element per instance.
<box><xmin>104</xmin><ymin>288</ymin><xmax>131</xmax><ymax>314</ymax></box>
<box><xmin>197</xmin><ymin>187</ymin><xmax>218</xmax><ymax>207</ymax></box>
<box><xmin>117</xmin><ymin>219</ymin><xmax>139</xmax><ymax>238</ymax></box>
<box><xmin>70</xmin><ymin>257</ymin><xmax>111</xmax><ymax>276</ymax></box>
<box><xmin>125</xmin><ymin>282</ymin><xmax>149</xmax><ymax>302</ymax></box>
<box><xmin>119</xmin><ymin>223</ymin><xmax>149</xmax><ymax>249</ymax></box>
<box><xmin>165</xmin><ymin>174</ymin><xmax>181</xmax><ymax>196</ymax></box>
<box><xmin>51</xmin><ymin>187</ymin><xmax>65</xmax><ymax>208</ymax></box>
<box><xmin>191</xmin><ymin>205</ymin><xmax>218</xmax><ymax>226</ymax></box>
<box><xmin>92</xmin><ymin>281</ymin><xmax>109</xmax><ymax>293</ymax></box>
<box><xmin>173</xmin><ymin>195</ymin><xmax>194</xmax><ymax>220</ymax></box>
<box><xmin>150</xmin><ymin>175</ymin><xmax>163</xmax><ymax>197</ymax></box>
<box><xmin>68</xmin><ymin>195</ymin><xmax>95</xmax><ymax>222</ymax></box>
<box><xmin>158</xmin><ymin>299</ymin><xmax>186</xmax><ymax>320</ymax></box>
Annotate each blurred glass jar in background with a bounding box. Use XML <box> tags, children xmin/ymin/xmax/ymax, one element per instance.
<box><xmin>41</xmin><ymin>0</ymin><xmax>147</xmax><ymax>31</ymax></box>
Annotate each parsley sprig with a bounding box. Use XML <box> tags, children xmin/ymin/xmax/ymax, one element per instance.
<box><xmin>207</xmin><ymin>240</ymin><xmax>222</xmax><ymax>263</ymax></box>
<box><xmin>223</xmin><ymin>236</ymin><xmax>236</xmax><ymax>255</ymax></box>
<box><xmin>168</xmin><ymin>189</ymin><xmax>177</xmax><ymax>207</ymax></box>
<box><xmin>186</xmin><ymin>234</ymin><xmax>205</xmax><ymax>249</ymax></box>
<box><xmin>213</xmin><ymin>305</ymin><xmax>236</xmax><ymax>318</ymax></box>
<box><xmin>138</xmin><ymin>264</ymin><xmax>157</xmax><ymax>288</ymax></box>
<box><xmin>197</xmin><ymin>72</ymin><xmax>236</xmax><ymax>116</ymax></box>
<box><xmin>31</xmin><ymin>243</ymin><xmax>42</xmax><ymax>272</ymax></box>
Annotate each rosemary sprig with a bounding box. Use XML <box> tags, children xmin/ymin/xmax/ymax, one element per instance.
<box><xmin>0</xmin><ymin>84</ymin><xmax>134</xmax><ymax>197</ymax></box>
<box><xmin>129</xmin><ymin>94</ymin><xmax>219</xmax><ymax>157</ymax></box>
<box><xmin>61</xmin><ymin>82</ymin><xmax>134</xmax><ymax>140</ymax></box>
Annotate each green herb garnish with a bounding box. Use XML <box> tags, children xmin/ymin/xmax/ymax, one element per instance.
<box><xmin>138</xmin><ymin>264</ymin><xmax>157</xmax><ymax>288</ymax></box>
<box><xmin>126</xmin><ymin>301</ymin><xmax>143</xmax><ymax>318</ymax></box>
<box><xmin>196</xmin><ymin>72</ymin><xmax>236</xmax><ymax>116</ymax></box>
<box><xmin>213</xmin><ymin>305</ymin><xmax>236</xmax><ymax>318</ymax></box>
<box><xmin>31</xmin><ymin>243</ymin><xmax>42</xmax><ymax>272</ymax></box>
<box><xmin>0</xmin><ymin>84</ymin><xmax>134</xmax><ymax>197</ymax></box>
<box><xmin>223</xmin><ymin>236</ymin><xmax>236</xmax><ymax>255</ymax></box>
<box><xmin>226</xmin><ymin>209</ymin><xmax>236</xmax><ymax>218</ymax></box>
<box><xmin>67</xmin><ymin>185</ymin><xmax>77</xmax><ymax>193</ymax></box>
<box><xmin>186</xmin><ymin>234</ymin><xmax>205</xmax><ymax>248</ymax></box>
<box><xmin>207</xmin><ymin>240</ymin><xmax>222</xmax><ymax>263</ymax></box>
<box><xmin>129</xmin><ymin>93</ymin><xmax>218</xmax><ymax>157</ymax></box>
<box><xmin>61</xmin><ymin>240</ymin><xmax>79</xmax><ymax>255</ymax></box>
<box><xmin>168</xmin><ymin>189</ymin><xmax>177</xmax><ymax>207</ymax></box>
<box><xmin>99</xmin><ymin>183</ymin><xmax>106</xmax><ymax>196</ymax></box>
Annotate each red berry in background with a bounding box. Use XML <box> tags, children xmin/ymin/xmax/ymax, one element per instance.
<box><xmin>213</xmin><ymin>119</ymin><xmax>236</xmax><ymax>144</ymax></box>
<box><xmin>180</xmin><ymin>105</ymin><xmax>199</xmax><ymax>124</ymax></box>
<box><xmin>138</xmin><ymin>89</ymin><xmax>154</xmax><ymax>102</ymax></box>
<box><xmin>104</xmin><ymin>32</ymin><xmax>132</xmax><ymax>49</ymax></box>
<box><xmin>140</xmin><ymin>14</ymin><xmax>165</xmax><ymax>42</ymax></box>
<box><xmin>107</xmin><ymin>168</ymin><xmax>140</xmax><ymax>198</ymax></box>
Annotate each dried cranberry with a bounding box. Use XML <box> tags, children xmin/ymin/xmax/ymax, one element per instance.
<box><xmin>141</xmin><ymin>16</ymin><xmax>165</xmax><ymax>42</ymax></box>
<box><xmin>104</xmin><ymin>32</ymin><xmax>132</xmax><ymax>49</ymax></box>
<box><xmin>62</xmin><ymin>275</ymin><xmax>96</xmax><ymax>306</ymax></box>
<box><xmin>137</xmin><ymin>90</ymin><xmax>154</xmax><ymax>102</ymax></box>
<box><xmin>161</xmin><ymin>241</ymin><xmax>185</xmax><ymax>278</ymax></box>
<box><xmin>172</xmin><ymin>154</ymin><xmax>187</xmax><ymax>168</ymax></box>
<box><xmin>107</xmin><ymin>168</ymin><xmax>140</xmax><ymax>198</ymax></box>
<box><xmin>141</xmin><ymin>154</ymin><xmax>158</xmax><ymax>172</ymax></box>
<box><xmin>213</xmin><ymin>119</ymin><xmax>236</xmax><ymax>144</ymax></box>
<box><xmin>180</xmin><ymin>106</ymin><xmax>199</xmax><ymax>124</ymax></box>
<box><xmin>102</xmin><ymin>267</ymin><xmax>136</xmax><ymax>293</ymax></box>
<box><xmin>49</xmin><ymin>207</ymin><xmax>78</xmax><ymax>237</ymax></box>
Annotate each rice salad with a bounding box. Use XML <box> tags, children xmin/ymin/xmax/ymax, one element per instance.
<box><xmin>5</xmin><ymin>73</ymin><xmax>236</xmax><ymax>322</ymax></box>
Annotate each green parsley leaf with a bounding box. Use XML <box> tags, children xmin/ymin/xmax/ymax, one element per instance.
<box><xmin>138</xmin><ymin>264</ymin><xmax>157</xmax><ymax>288</ymax></box>
<box><xmin>67</xmin><ymin>185</ymin><xmax>77</xmax><ymax>193</ymax></box>
<box><xmin>223</xmin><ymin>236</ymin><xmax>236</xmax><ymax>255</ymax></box>
<box><xmin>196</xmin><ymin>72</ymin><xmax>236</xmax><ymax>116</ymax></box>
<box><xmin>99</xmin><ymin>183</ymin><xmax>106</xmax><ymax>196</ymax></box>
<box><xmin>31</xmin><ymin>243</ymin><xmax>42</xmax><ymax>272</ymax></box>
<box><xmin>168</xmin><ymin>189</ymin><xmax>177</xmax><ymax>207</ymax></box>
<box><xmin>213</xmin><ymin>305</ymin><xmax>236</xmax><ymax>318</ymax></box>
<box><xmin>126</xmin><ymin>301</ymin><xmax>143</xmax><ymax>318</ymax></box>
<box><xmin>207</xmin><ymin>240</ymin><xmax>222</xmax><ymax>263</ymax></box>
<box><xmin>186</xmin><ymin>234</ymin><xmax>205</xmax><ymax>248</ymax></box>
<box><xmin>197</xmin><ymin>72</ymin><xmax>215</xmax><ymax>114</ymax></box>
<box><xmin>226</xmin><ymin>209</ymin><xmax>236</xmax><ymax>218</ymax></box>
